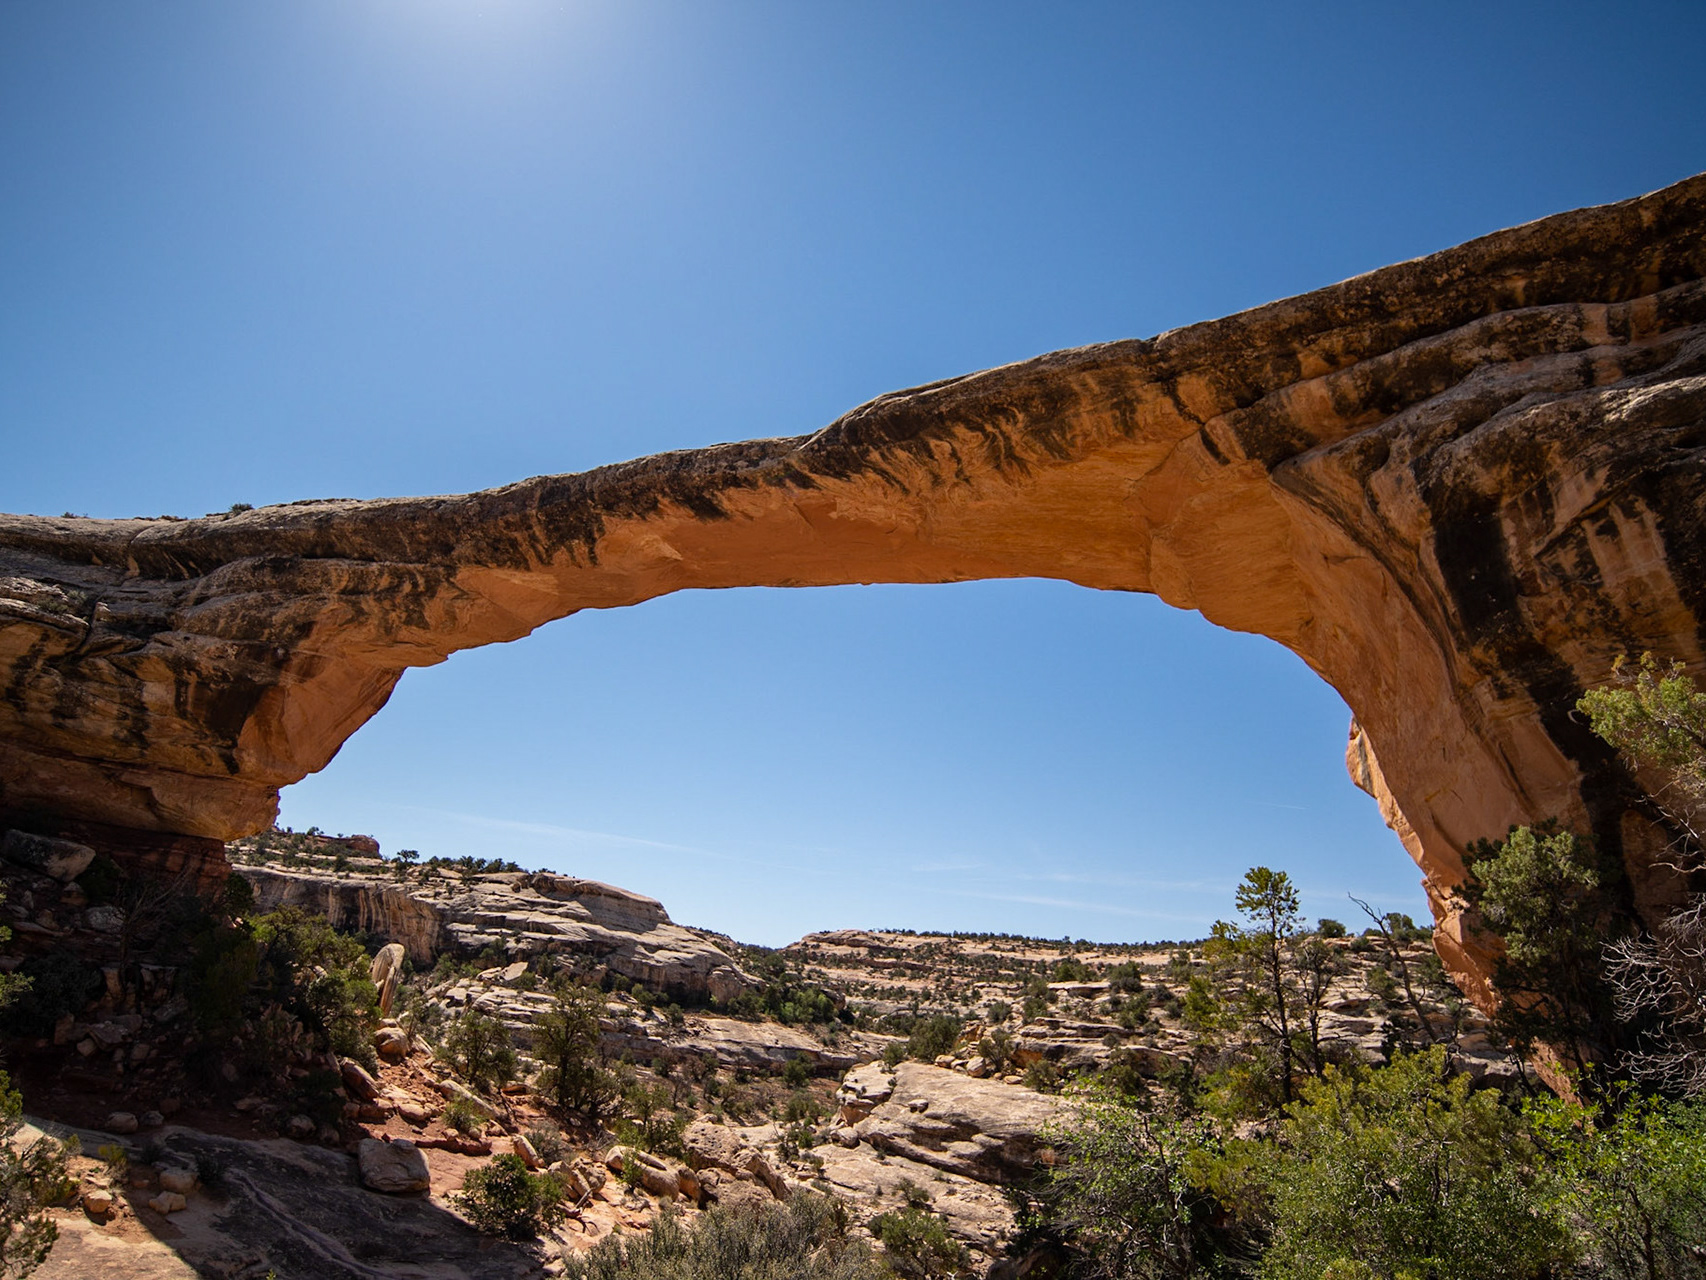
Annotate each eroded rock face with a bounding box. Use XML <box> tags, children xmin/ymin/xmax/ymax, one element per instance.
<box><xmin>3</xmin><ymin>175</ymin><xmax>1706</xmax><ymax>1008</ymax></box>
<box><xmin>851</xmin><ymin>1063</ymin><xmax>1064</xmax><ymax>1184</ymax></box>
<box><xmin>240</xmin><ymin>863</ymin><xmax>755</xmax><ymax>1003</ymax></box>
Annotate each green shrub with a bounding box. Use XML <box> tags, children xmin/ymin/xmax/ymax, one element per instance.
<box><xmin>1039</xmin><ymin>1087</ymin><xmax>1225</xmax><ymax>1278</ymax></box>
<box><xmin>1248</xmin><ymin>1047</ymin><xmax>1572</xmax><ymax>1280</ymax></box>
<box><xmin>871</xmin><ymin>1205</ymin><xmax>970</xmax><ymax>1279</ymax></box>
<box><xmin>1022</xmin><ymin>975</ymin><xmax>1053</xmax><ymax>1021</ymax></box>
<box><xmin>1179</xmin><ymin>975</ymin><xmax>1219</xmax><ymax>1031</ymax></box>
<box><xmin>614</xmin><ymin>1082</ymin><xmax>685</xmax><ymax>1157</ymax></box>
<box><xmin>455</xmin><ymin>1153</ymin><xmax>566</xmax><ymax>1240</ymax></box>
<box><xmin>185</xmin><ymin>926</ymin><xmax>260</xmax><ymax>1034</ymax></box>
<box><xmin>1023</xmin><ymin>1060</ymin><xmax>1061</xmax><ymax>1093</ymax></box>
<box><xmin>977</xmin><ymin>1027</ymin><xmax>1013</xmax><ymax>1072</ymax></box>
<box><xmin>1</xmin><ymin>950</ymin><xmax>101</xmax><ymax>1036</ymax></box>
<box><xmin>0</xmin><ymin>1069</ymin><xmax>75</xmax><ymax>1275</ymax></box>
<box><xmin>1365</xmin><ymin>965</ymin><xmax>1398</xmax><ymax>1006</ymax></box>
<box><xmin>525</xmin><ymin>1125</ymin><xmax>565</xmax><ymax>1165</ymax></box>
<box><xmin>1531</xmin><ymin>1091</ymin><xmax>1706</xmax><ymax>1280</ymax></box>
<box><xmin>562</xmin><ymin>1192</ymin><xmax>884</xmax><ymax>1280</ymax></box>
<box><xmin>1166</xmin><ymin>950</ymin><xmax>1195</xmax><ymax>984</ymax></box>
<box><xmin>1052</xmin><ymin>957</ymin><xmax>1096</xmax><ymax>983</ymax></box>
<box><xmin>439</xmin><ymin>1008</ymin><xmax>517</xmax><ymax>1094</ymax></box>
<box><xmin>1315</xmin><ymin>918</ymin><xmax>1346</xmax><ymax>939</ymax></box>
<box><xmin>242</xmin><ymin>1004</ymin><xmax>306</xmax><ymax>1082</ymax></box>
<box><xmin>1113</xmin><ymin>992</ymin><xmax>1152</xmax><ymax>1029</ymax></box>
<box><xmin>782</xmin><ymin>1057</ymin><xmax>811</xmax><ymax>1087</ymax></box>
<box><xmin>905</xmin><ymin>1015</ymin><xmax>961</xmax><ymax>1062</ymax></box>
<box><xmin>247</xmin><ymin>907</ymin><xmax>381</xmax><ymax>1070</ymax></box>
<box><xmin>783</xmin><ymin>1091</ymin><xmax>825</xmax><ymax>1125</ymax></box>
<box><xmin>442</xmin><ymin>1096</ymin><xmax>485</xmax><ymax>1137</ymax></box>
<box><xmin>1462</xmin><ymin>822</ymin><xmax>1622</xmax><ymax>1084</ymax></box>
<box><xmin>534</xmin><ymin>981</ymin><xmax>616</xmax><ymax>1118</ymax></box>
<box><xmin>289</xmin><ymin>1068</ymin><xmax>345</xmax><ymax>1127</ymax></box>
<box><xmin>1105</xmin><ymin>961</ymin><xmax>1145</xmax><ymax>993</ymax></box>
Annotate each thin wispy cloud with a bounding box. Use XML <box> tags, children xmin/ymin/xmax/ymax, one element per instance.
<box><xmin>1008</xmin><ymin>869</ymin><xmax>1233</xmax><ymax>894</ymax></box>
<box><xmin>379</xmin><ymin>803</ymin><xmax>846</xmax><ymax>880</ymax></box>
<box><xmin>913</xmin><ymin>884</ymin><xmax>1210</xmax><ymax>925</ymax></box>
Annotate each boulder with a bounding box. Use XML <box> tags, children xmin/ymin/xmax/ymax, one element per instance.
<box><xmin>680</xmin><ymin>1118</ymin><xmax>752</xmax><ymax>1173</ymax></box>
<box><xmin>744</xmin><ymin>1151</ymin><xmax>787</xmax><ymax>1201</ymax></box>
<box><xmin>81</xmin><ymin>1188</ymin><xmax>114</xmax><ymax>1215</ymax></box>
<box><xmin>853</xmin><ymin>1062</ymin><xmax>1063</xmax><ymax>1183</ymax></box>
<box><xmin>104</xmin><ymin>1112</ymin><xmax>139</xmax><ymax>1135</ymax></box>
<box><xmin>812</xmin><ymin>1142</ymin><xmax>1017</xmax><ymax>1256</ymax></box>
<box><xmin>0</xmin><ymin>830</ymin><xmax>95</xmax><ymax>882</ymax></box>
<box><xmin>339</xmin><ymin>1057</ymin><xmax>382</xmax><ymax>1102</ymax></box>
<box><xmin>147</xmin><ymin>1191</ymin><xmax>187</xmax><ymax>1214</ymax></box>
<box><xmin>357</xmin><ymin>1138</ymin><xmax>430</xmax><ymax>1194</ymax></box>
<box><xmin>604</xmin><ymin>1146</ymin><xmax>683</xmax><ymax>1200</ymax></box>
<box><xmin>510</xmin><ymin>1134</ymin><xmax>540</xmax><ymax>1170</ymax></box>
<box><xmin>711</xmin><ymin>1179</ymin><xmax>774</xmax><ymax>1211</ymax></box>
<box><xmin>157</xmin><ymin>1167</ymin><xmax>197</xmax><ymax>1195</ymax></box>
<box><xmin>374</xmin><ymin>1026</ymin><xmax>409</xmax><ymax>1061</ymax></box>
<box><xmin>835</xmin><ymin>1062</ymin><xmax>896</xmax><ymax>1124</ymax></box>
<box><xmin>88</xmin><ymin>1021</ymin><xmax>130</xmax><ymax>1050</ymax></box>
<box><xmin>370</xmin><ymin>943</ymin><xmax>407</xmax><ymax>1015</ymax></box>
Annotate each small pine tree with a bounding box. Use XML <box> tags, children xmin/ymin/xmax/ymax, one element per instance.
<box><xmin>440</xmin><ymin>1008</ymin><xmax>518</xmax><ymax>1095</ymax></box>
<box><xmin>534</xmin><ymin>981</ymin><xmax>616</xmax><ymax>1118</ymax></box>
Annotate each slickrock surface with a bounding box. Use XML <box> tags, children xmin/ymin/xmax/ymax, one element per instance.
<box><xmin>845</xmin><ymin>1063</ymin><xmax>1063</xmax><ymax>1183</ymax></box>
<box><xmin>35</xmin><ymin>1124</ymin><xmax>543</xmax><ymax>1280</ymax></box>
<box><xmin>4</xmin><ymin>174</ymin><xmax>1706</xmax><ymax>1010</ymax></box>
<box><xmin>812</xmin><ymin>1142</ymin><xmax>1019</xmax><ymax>1260</ymax></box>
<box><xmin>239</xmin><ymin>856</ymin><xmax>755</xmax><ymax>1003</ymax></box>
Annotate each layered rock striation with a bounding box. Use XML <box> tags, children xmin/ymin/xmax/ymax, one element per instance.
<box><xmin>239</xmin><ymin>860</ymin><xmax>755</xmax><ymax>1004</ymax></box>
<box><xmin>4</xmin><ymin>175</ymin><xmax>1706</xmax><ymax>1006</ymax></box>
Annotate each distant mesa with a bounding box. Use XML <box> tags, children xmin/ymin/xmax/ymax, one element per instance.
<box><xmin>3</xmin><ymin>172</ymin><xmax>1705</xmax><ymax>1015</ymax></box>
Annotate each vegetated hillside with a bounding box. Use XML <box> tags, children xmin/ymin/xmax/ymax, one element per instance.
<box><xmin>7</xmin><ymin>816</ymin><xmax>1699</xmax><ymax>1280</ymax></box>
<box><xmin>779</xmin><ymin>921</ymin><xmax>1506</xmax><ymax>1089</ymax></box>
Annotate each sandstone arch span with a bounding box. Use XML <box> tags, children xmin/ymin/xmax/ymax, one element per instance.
<box><xmin>3</xmin><ymin>173</ymin><xmax>1705</xmax><ymax>1003</ymax></box>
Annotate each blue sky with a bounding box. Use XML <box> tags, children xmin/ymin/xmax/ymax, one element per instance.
<box><xmin>4</xmin><ymin>2</ymin><xmax>1703</xmax><ymax>945</ymax></box>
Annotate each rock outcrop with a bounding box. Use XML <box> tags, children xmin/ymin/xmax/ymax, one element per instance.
<box><xmin>843</xmin><ymin>1063</ymin><xmax>1064</xmax><ymax>1184</ymax></box>
<box><xmin>33</xmin><ymin>1124</ymin><xmax>539</xmax><ymax>1280</ymax></box>
<box><xmin>4</xmin><ymin>175</ymin><xmax>1706</xmax><ymax>1008</ymax></box>
<box><xmin>239</xmin><ymin>861</ymin><xmax>755</xmax><ymax>1003</ymax></box>
<box><xmin>356</xmin><ymin>1136</ymin><xmax>431</xmax><ymax>1193</ymax></box>
<box><xmin>432</xmin><ymin>967</ymin><xmax>857</xmax><ymax>1070</ymax></box>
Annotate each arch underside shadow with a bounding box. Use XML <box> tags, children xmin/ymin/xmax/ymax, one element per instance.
<box><xmin>2</xmin><ymin>172</ymin><xmax>1705</xmax><ymax>1006</ymax></box>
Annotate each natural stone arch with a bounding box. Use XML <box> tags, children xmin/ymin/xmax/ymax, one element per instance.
<box><xmin>2</xmin><ymin>172</ymin><xmax>1704</xmax><ymax>1007</ymax></box>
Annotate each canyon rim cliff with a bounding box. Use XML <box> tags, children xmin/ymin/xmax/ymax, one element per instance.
<box><xmin>2</xmin><ymin>171</ymin><xmax>1704</xmax><ymax>1010</ymax></box>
